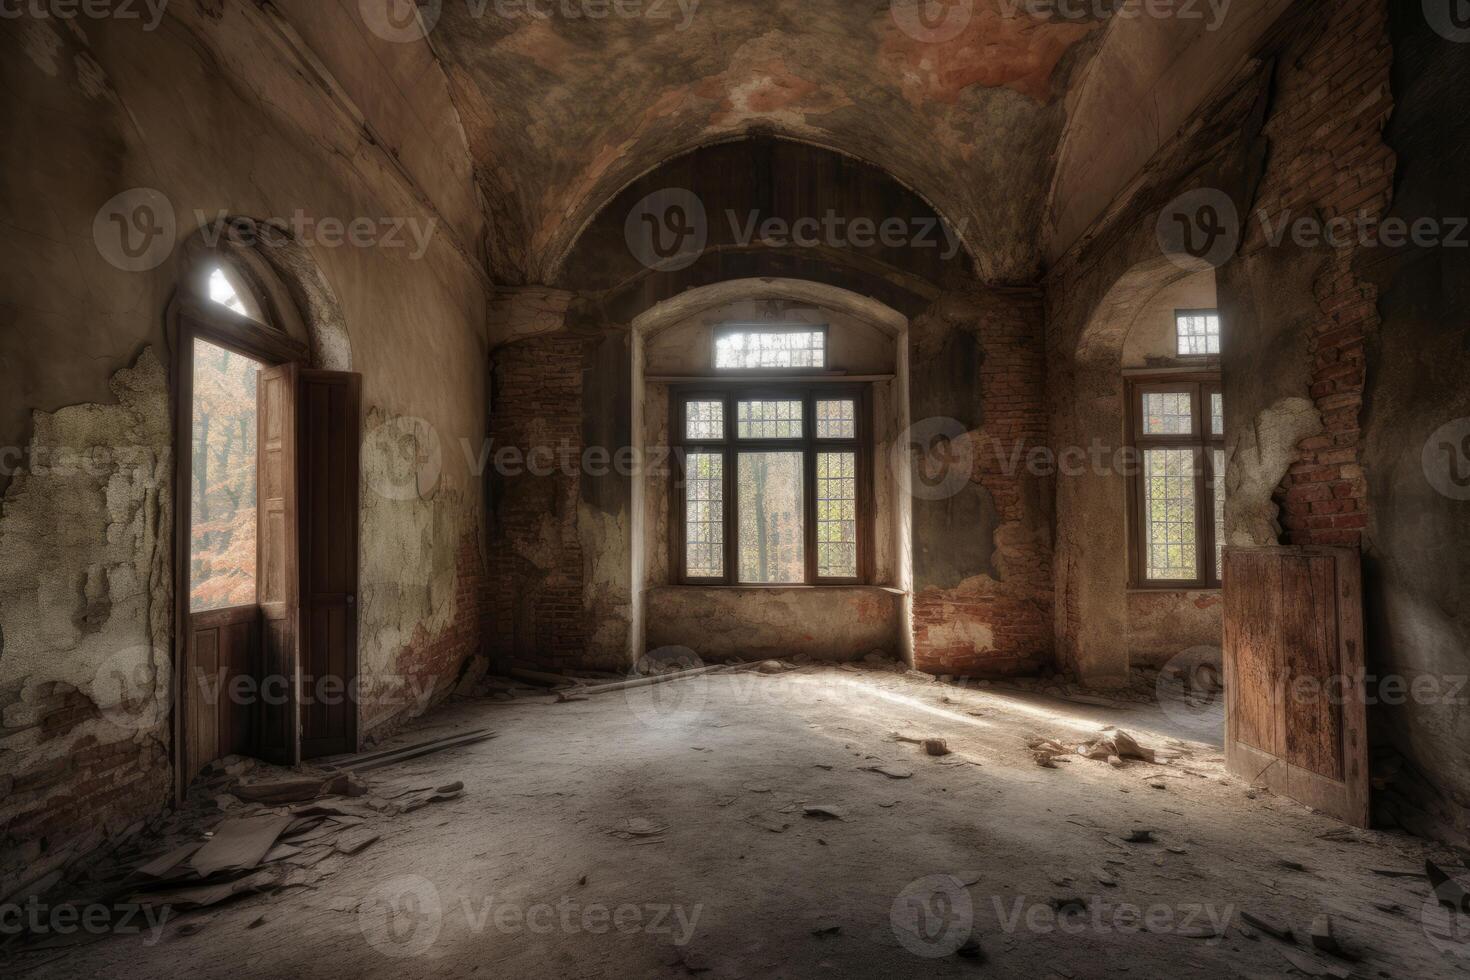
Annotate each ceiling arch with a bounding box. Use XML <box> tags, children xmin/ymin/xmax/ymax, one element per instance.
<box><xmin>429</xmin><ymin>0</ymin><xmax>1105</xmax><ymax>284</ymax></box>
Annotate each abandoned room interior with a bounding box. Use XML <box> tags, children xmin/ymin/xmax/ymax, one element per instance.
<box><xmin>2</xmin><ymin>0</ymin><xmax>1469</xmax><ymax>976</ymax></box>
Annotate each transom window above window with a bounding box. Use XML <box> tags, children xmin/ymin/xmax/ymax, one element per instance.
<box><xmin>1175</xmin><ymin>310</ymin><xmax>1222</xmax><ymax>357</ymax></box>
<box><xmin>714</xmin><ymin>325</ymin><xmax>827</xmax><ymax>370</ymax></box>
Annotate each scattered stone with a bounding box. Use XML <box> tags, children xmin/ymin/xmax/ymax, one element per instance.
<box><xmin>1240</xmin><ymin>910</ymin><xmax>1294</xmax><ymax>943</ymax></box>
<box><xmin>923</xmin><ymin>739</ymin><xmax>951</xmax><ymax>757</ymax></box>
<box><xmin>802</xmin><ymin>804</ymin><xmax>847</xmax><ymax>821</ymax></box>
<box><xmin>1124</xmin><ymin>829</ymin><xmax>1156</xmax><ymax>844</ymax></box>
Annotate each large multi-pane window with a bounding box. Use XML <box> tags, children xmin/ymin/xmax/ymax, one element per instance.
<box><xmin>1127</xmin><ymin>375</ymin><xmax>1225</xmax><ymax>588</ymax></box>
<box><xmin>673</xmin><ymin>386</ymin><xmax>869</xmax><ymax>585</ymax></box>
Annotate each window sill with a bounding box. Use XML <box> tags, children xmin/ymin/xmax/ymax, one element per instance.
<box><xmin>653</xmin><ymin>584</ymin><xmax>906</xmax><ymax>596</ymax></box>
<box><xmin>1126</xmin><ymin>586</ymin><xmax>1222</xmax><ymax>595</ymax></box>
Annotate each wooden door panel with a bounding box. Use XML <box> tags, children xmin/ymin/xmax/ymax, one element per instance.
<box><xmin>257</xmin><ymin>363</ymin><xmax>301</xmax><ymax>767</ymax></box>
<box><xmin>184</xmin><ymin>605</ymin><xmax>259</xmax><ymax>780</ymax></box>
<box><xmin>1226</xmin><ymin>550</ymin><xmax>1282</xmax><ymax>757</ymax></box>
<box><xmin>1281</xmin><ymin>555</ymin><xmax>1343</xmax><ymax>780</ymax></box>
<box><xmin>1224</xmin><ymin>545</ymin><xmax>1368</xmax><ymax>827</ymax></box>
<box><xmin>298</xmin><ymin>370</ymin><xmax>361</xmax><ymax>759</ymax></box>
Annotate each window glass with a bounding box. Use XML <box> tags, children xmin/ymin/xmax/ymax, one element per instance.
<box><xmin>1142</xmin><ymin>448</ymin><xmax>1198</xmax><ymax>581</ymax></box>
<box><xmin>816</xmin><ymin>399</ymin><xmax>857</xmax><ymax>439</ymax></box>
<box><xmin>1211</xmin><ymin>392</ymin><xmax>1224</xmax><ymax>437</ymax></box>
<box><xmin>737</xmin><ymin>399</ymin><xmax>803</xmax><ymax>439</ymax></box>
<box><xmin>816</xmin><ymin>452</ymin><xmax>858</xmax><ymax>578</ymax></box>
<box><xmin>1213</xmin><ymin>448</ymin><xmax>1226</xmax><ymax>581</ymax></box>
<box><xmin>1142</xmin><ymin>391</ymin><xmax>1194</xmax><ymax>435</ymax></box>
<box><xmin>686</xmin><ymin>400</ymin><xmax>724</xmax><ymax>440</ymax></box>
<box><xmin>716</xmin><ymin>329</ymin><xmax>825</xmax><ymax>369</ymax></box>
<box><xmin>684</xmin><ymin>452</ymin><xmax>724</xmax><ymax>578</ymax></box>
<box><xmin>1176</xmin><ymin>311</ymin><xmax>1221</xmax><ymax>356</ymax></box>
<box><xmin>190</xmin><ymin>337</ymin><xmax>261</xmax><ymax>611</ymax></box>
<box><xmin>737</xmin><ymin>452</ymin><xmax>804</xmax><ymax>583</ymax></box>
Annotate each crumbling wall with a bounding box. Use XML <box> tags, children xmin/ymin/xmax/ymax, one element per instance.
<box><xmin>1354</xmin><ymin>2</ymin><xmax>1470</xmax><ymax>846</ymax></box>
<box><xmin>0</xmin><ymin>351</ymin><xmax>172</xmax><ymax>900</ymax></box>
<box><xmin>909</xmin><ymin>289</ymin><xmax>1053</xmax><ymax>677</ymax></box>
<box><xmin>0</xmin><ymin>6</ymin><xmax>487</xmax><ymax>897</ymax></box>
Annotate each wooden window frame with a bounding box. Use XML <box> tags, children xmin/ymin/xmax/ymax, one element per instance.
<box><xmin>670</xmin><ymin>382</ymin><xmax>873</xmax><ymax>586</ymax></box>
<box><xmin>1126</xmin><ymin>372</ymin><xmax>1224</xmax><ymax>590</ymax></box>
<box><xmin>711</xmin><ymin>323</ymin><xmax>830</xmax><ymax>372</ymax></box>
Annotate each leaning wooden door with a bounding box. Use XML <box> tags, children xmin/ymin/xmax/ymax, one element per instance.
<box><xmin>256</xmin><ymin>363</ymin><xmax>302</xmax><ymax>766</ymax></box>
<box><xmin>298</xmin><ymin>370</ymin><xmax>362</xmax><ymax>759</ymax></box>
<box><xmin>1222</xmin><ymin>545</ymin><xmax>1369</xmax><ymax>826</ymax></box>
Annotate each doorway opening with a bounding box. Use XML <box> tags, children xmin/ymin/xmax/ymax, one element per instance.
<box><xmin>172</xmin><ymin>259</ymin><xmax>362</xmax><ymax>795</ymax></box>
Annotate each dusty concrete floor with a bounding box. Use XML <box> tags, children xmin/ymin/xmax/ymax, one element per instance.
<box><xmin>17</xmin><ymin>667</ymin><xmax>1470</xmax><ymax>978</ymax></box>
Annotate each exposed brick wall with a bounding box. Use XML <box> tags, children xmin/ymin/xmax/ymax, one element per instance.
<box><xmin>911</xmin><ymin>289</ymin><xmax>1054</xmax><ymax>676</ymax></box>
<box><xmin>487</xmin><ymin>333</ymin><xmax>590</xmax><ymax>669</ymax></box>
<box><xmin>0</xmin><ymin>684</ymin><xmax>171</xmax><ymax>900</ymax></box>
<box><xmin>1242</xmin><ymin>0</ymin><xmax>1394</xmax><ymax>548</ymax></box>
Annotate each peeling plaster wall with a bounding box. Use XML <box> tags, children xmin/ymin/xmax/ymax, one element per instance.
<box><xmin>1</xmin><ymin>6</ymin><xmax>487</xmax><ymax>897</ymax></box>
<box><xmin>908</xmin><ymin>290</ymin><xmax>1053</xmax><ymax>677</ymax></box>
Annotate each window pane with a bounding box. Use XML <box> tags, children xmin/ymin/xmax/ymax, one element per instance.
<box><xmin>1213</xmin><ymin>448</ymin><xmax>1226</xmax><ymax>581</ymax></box>
<box><xmin>190</xmin><ymin>338</ymin><xmax>260</xmax><ymax>611</ymax></box>
<box><xmin>684</xmin><ymin>452</ymin><xmax>724</xmax><ymax>578</ymax></box>
<box><xmin>816</xmin><ymin>399</ymin><xmax>857</xmax><ymax>439</ymax></box>
<box><xmin>737</xmin><ymin>399</ymin><xmax>803</xmax><ymax>439</ymax></box>
<box><xmin>1143</xmin><ymin>448</ymin><xmax>1198</xmax><ymax>581</ymax></box>
<box><xmin>716</xmin><ymin>328</ymin><xmax>825</xmax><ymax>369</ymax></box>
<box><xmin>738</xmin><ymin>452</ymin><xmax>804</xmax><ymax>583</ymax></box>
<box><xmin>1211</xmin><ymin>392</ymin><xmax>1224</xmax><ymax>437</ymax></box>
<box><xmin>686</xmin><ymin>399</ymin><xmax>724</xmax><ymax>440</ymax></box>
<box><xmin>1176</xmin><ymin>311</ymin><xmax>1221</xmax><ymax>356</ymax></box>
<box><xmin>816</xmin><ymin>452</ymin><xmax>858</xmax><ymax>578</ymax></box>
<box><xmin>1142</xmin><ymin>391</ymin><xmax>1194</xmax><ymax>435</ymax></box>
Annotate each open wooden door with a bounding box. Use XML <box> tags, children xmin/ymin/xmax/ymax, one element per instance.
<box><xmin>1222</xmin><ymin>545</ymin><xmax>1369</xmax><ymax>826</ymax></box>
<box><xmin>256</xmin><ymin>362</ymin><xmax>302</xmax><ymax>766</ymax></box>
<box><xmin>298</xmin><ymin>370</ymin><xmax>362</xmax><ymax>759</ymax></box>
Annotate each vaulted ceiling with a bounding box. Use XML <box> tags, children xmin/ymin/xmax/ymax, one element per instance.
<box><xmin>432</xmin><ymin>0</ymin><xmax>1101</xmax><ymax>284</ymax></box>
<box><xmin>424</xmin><ymin>0</ymin><xmax>1290</xmax><ymax>287</ymax></box>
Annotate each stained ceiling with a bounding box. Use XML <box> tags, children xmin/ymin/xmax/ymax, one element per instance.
<box><xmin>422</xmin><ymin>0</ymin><xmax>1287</xmax><ymax>287</ymax></box>
<box><xmin>430</xmin><ymin>0</ymin><xmax>1103</xmax><ymax>284</ymax></box>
